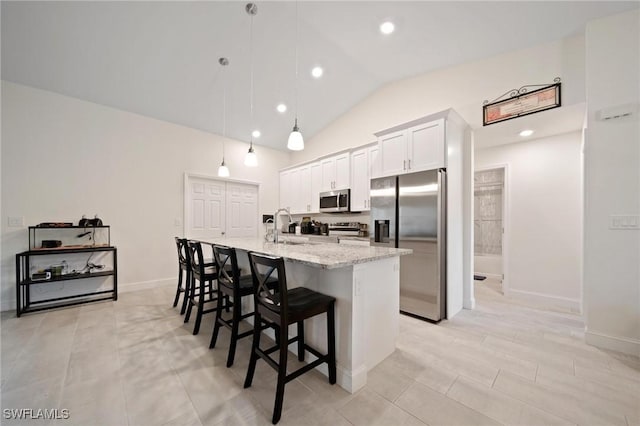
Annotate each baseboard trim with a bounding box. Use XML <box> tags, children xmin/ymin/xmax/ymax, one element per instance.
<box><xmin>118</xmin><ymin>278</ymin><xmax>175</xmax><ymax>293</ymax></box>
<box><xmin>0</xmin><ymin>278</ymin><xmax>176</xmax><ymax>312</ymax></box>
<box><xmin>463</xmin><ymin>296</ymin><xmax>476</xmax><ymax>310</ymax></box>
<box><xmin>508</xmin><ymin>289</ymin><xmax>581</xmax><ymax>313</ymax></box>
<box><xmin>585</xmin><ymin>329</ymin><xmax>640</xmax><ymax>357</ymax></box>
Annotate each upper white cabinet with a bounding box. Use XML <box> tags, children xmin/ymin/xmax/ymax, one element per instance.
<box><xmin>350</xmin><ymin>144</ymin><xmax>378</xmax><ymax>211</ymax></box>
<box><xmin>350</xmin><ymin>148</ymin><xmax>369</xmax><ymax>211</ymax></box>
<box><xmin>310</xmin><ymin>162</ymin><xmax>322</xmax><ymax>213</ymax></box>
<box><xmin>320</xmin><ymin>153</ymin><xmax>350</xmax><ymax>191</ymax></box>
<box><xmin>407</xmin><ymin>119</ymin><xmax>445</xmax><ymax>172</ymax></box>
<box><xmin>379</xmin><ymin>130</ymin><xmax>407</xmax><ymax>177</ymax></box>
<box><xmin>279</xmin><ymin>162</ymin><xmax>319</xmax><ymax>214</ymax></box>
<box><xmin>378</xmin><ymin>118</ymin><xmax>445</xmax><ymax>177</ymax></box>
<box><xmin>369</xmin><ymin>144</ymin><xmax>381</xmax><ymax>179</ymax></box>
<box><xmin>279</xmin><ymin>169</ymin><xmax>292</xmax><ymax>211</ymax></box>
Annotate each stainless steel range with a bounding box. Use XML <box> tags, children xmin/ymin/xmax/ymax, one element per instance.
<box><xmin>328</xmin><ymin>222</ymin><xmax>361</xmax><ymax>236</ymax></box>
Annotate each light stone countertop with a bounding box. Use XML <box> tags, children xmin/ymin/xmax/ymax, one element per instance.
<box><xmin>199</xmin><ymin>237</ymin><xmax>412</xmax><ymax>270</ymax></box>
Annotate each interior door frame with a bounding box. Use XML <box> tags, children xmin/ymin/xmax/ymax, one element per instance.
<box><xmin>473</xmin><ymin>164</ymin><xmax>510</xmax><ymax>296</ymax></box>
<box><xmin>183</xmin><ymin>172</ymin><xmax>261</xmax><ymax>238</ymax></box>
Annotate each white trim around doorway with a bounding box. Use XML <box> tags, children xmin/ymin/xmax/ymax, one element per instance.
<box><xmin>474</xmin><ymin>163</ymin><xmax>510</xmax><ymax>297</ymax></box>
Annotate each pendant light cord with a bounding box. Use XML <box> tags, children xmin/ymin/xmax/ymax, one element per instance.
<box><xmin>222</xmin><ymin>83</ymin><xmax>226</xmax><ymax>159</ymax></box>
<box><xmin>249</xmin><ymin>9</ymin><xmax>255</xmax><ymax>147</ymax></box>
<box><xmin>294</xmin><ymin>0</ymin><xmax>299</xmax><ymax>124</ymax></box>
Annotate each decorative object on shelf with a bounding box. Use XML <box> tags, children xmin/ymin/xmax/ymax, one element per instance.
<box><xmin>244</xmin><ymin>3</ymin><xmax>259</xmax><ymax>167</ymax></box>
<box><xmin>78</xmin><ymin>214</ymin><xmax>103</xmax><ymax>227</ymax></box>
<box><xmin>36</xmin><ymin>222</ymin><xmax>72</xmax><ymax>227</ymax></box>
<box><xmin>482</xmin><ymin>77</ymin><xmax>561</xmax><ymax>126</ymax></box>
<box><xmin>218</xmin><ymin>57</ymin><xmax>231</xmax><ymax>178</ymax></box>
<box><xmin>287</xmin><ymin>1</ymin><xmax>304</xmax><ymax>151</ymax></box>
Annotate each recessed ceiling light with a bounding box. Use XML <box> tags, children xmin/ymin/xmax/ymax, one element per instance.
<box><xmin>311</xmin><ymin>66</ymin><xmax>323</xmax><ymax>78</ymax></box>
<box><xmin>252</xmin><ymin>130</ymin><xmax>261</xmax><ymax>138</ymax></box>
<box><xmin>380</xmin><ymin>21</ymin><xmax>395</xmax><ymax>35</ymax></box>
<box><xmin>519</xmin><ymin>129</ymin><xmax>534</xmax><ymax>137</ymax></box>
<box><xmin>276</xmin><ymin>103</ymin><xmax>287</xmax><ymax>113</ymax></box>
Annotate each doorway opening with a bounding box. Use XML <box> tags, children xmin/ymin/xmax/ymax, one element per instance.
<box><xmin>473</xmin><ymin>166</ymin><xmax>506</xmax><ymax>295</ymax></box>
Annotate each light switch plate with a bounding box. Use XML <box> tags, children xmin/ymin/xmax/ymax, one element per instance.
<box><xmin>609</xmin><ymin>215</ymin><xmax>640</xmax><ymax>230</ymax></box>
<box><xmin>8</xmin><ymin>217</ymin><xmax>24</xmax><ymax>227</ymax></box>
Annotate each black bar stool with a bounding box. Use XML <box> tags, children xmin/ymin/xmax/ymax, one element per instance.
<box><xmin>184</xmin><ymin>241</ymin><xmax>225</xmax><ymax>335</ymax></box>
<box><xmin>172</xmin><ymin>237</ymin><xmax>191</xmax><ymax>315</ymax></box>
<box><xmin>210</xmin><ymin>245</ymin><xmax>278</xmax><ymax>367</ymax></box>
<box><xmin>244</xmin><ymin>252</ymin><xmax>336</xmax><ymax>424</ymax></box>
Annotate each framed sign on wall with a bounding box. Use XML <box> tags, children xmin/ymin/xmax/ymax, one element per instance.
<box><xmin>483</xmin><ymin>79</ymin><xmax>561</xmax><ymax>126</ymax></box>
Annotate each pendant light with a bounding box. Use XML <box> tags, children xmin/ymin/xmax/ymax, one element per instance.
<box><xmin>217</xmin><ymin>57</ymin><xmax>230</xmax><ymax>177</ymax></box>
<box><xmin>244</xmin><ymin>3</ymin><xmax>258</xmax><ymax>167</ymax></box>
<box><xmin>287</xmin><ymin>1</ymin><xmax>304</xmax><ymax>151</ymax></box>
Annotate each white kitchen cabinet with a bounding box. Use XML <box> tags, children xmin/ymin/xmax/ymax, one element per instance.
<box><xmin>310</xmin><ymin>162</ymin><xmax>322</xmax><ymax>213</ymax></box>
<box><xmin>289</xmin><ymin>167</ymin><xmax>301</xmax><ymax>213</ymax></box>
<box><xmin>379</xmin><ymin>130</ymin><xmax>407</xmax><ymax>177</ymax></box>
<box><xmin>407</xmin><ymin>119</ymin><xmax>445</xmax><ymax>172</ymax></box>
<box><xmin>350</xmin><ymin>148</ymin><xmax>368</xmax><ymax>211</ymax></box>
<box><xmin>297</xmin><ymin>164</ymin><xmax>312</xmax><ymax>214</ymax></box>
<box><xmin>369</xmin><ymin>144</ymin><xmax>381</xmax><ymax>179</ymax></box>
<box><xmin>279</xmin><ymin>169</ymin><xmax>292</xmax><ymax>211</ymax></box>
<box><xmin>280</xmin><ymin>164</ymin><xmax>316</xmax><ymax>214</ymax></box>
<box><xmin>351</xmin><ymin>144</ymin><xmax>380</xmax><ymax>212</ymax></box>
<box><xmin>321</xmin><ymin>153</ymin><xmax>350</xmax><ymax>192</ymax></box>
<box><xmin>377</xmin><ymin>118</ymin><xmax>445</xmax><ymax>177</ymax></box>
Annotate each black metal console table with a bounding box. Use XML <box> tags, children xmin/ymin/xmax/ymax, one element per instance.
<box><xmin>15</xmin><ymin>226</ymin><xmax>118</xmax><ymax>316</ymax></box>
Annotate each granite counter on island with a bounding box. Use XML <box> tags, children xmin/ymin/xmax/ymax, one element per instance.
<box><xmin>199</xmin><ymin>236</ymin><xmax>412</xmax><ymax>393</ymax></box>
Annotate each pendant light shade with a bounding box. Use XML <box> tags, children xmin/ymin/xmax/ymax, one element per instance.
<box><xmin>217</xmin><ymin>160</ymin><xmax>230</xmax><ymax>177</ymax></box>
<box><xmin>287</xmin><ymin>119</ymin><xmax>304</xmax><ymax>151</ymax></box>
<box><xmin>244</xmin><ymin>3</ymin><xmax>258</xmax><ymax>167</ymax></box>
<box><xmin>288</xmin><ymin>1</ymin><xmax>304</xmax><ymax>151</ymax></box>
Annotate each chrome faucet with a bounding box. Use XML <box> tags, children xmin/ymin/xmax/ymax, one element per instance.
<box><xmin>273</xmin><ymin>208</ymin><xmax>293</xmax><ymax>244</ymax></box>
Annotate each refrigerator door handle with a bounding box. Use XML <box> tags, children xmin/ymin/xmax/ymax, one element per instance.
<box><xmin>437</xmin><ymin>169</ymin><xmax>447</xmax><ymax>320</ymax></box>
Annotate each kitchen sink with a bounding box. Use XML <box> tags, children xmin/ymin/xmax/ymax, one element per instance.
<box><xmin>277</xmin><ymin>237</ymin><xmax>318</xmax><ymax>245</ymax></box>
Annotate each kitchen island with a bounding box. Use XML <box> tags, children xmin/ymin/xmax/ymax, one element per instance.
<box><xmin>200</xmin><ymin>236</ymin><xmax>411</xmax><ymax>393</ymax></box>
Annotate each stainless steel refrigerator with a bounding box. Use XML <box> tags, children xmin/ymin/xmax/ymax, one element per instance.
<box><xmin>370</xmin><ymin>169</ymin><xmax>447</xmax><ymax>322</ymax></box>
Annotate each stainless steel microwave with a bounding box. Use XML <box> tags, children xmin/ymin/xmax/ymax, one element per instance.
<box><xmin>319</xmin><ymin>189</ymin><xmax>350</xmax><ymax>213</ymax></box>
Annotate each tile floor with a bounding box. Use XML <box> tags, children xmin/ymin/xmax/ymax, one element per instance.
<box><xmin>1</xmin><ymin>278</ymin><xmax>639</xmax><ymax>426</ymax></box>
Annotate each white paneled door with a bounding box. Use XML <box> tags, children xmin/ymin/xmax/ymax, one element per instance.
<box><xmin>226</xmin><ymin>182</ymin><xmax>258</xmax><ymax>237</ymax></box>
<box><xmin>185</xmin><ymin>174</ymin><xmax>258</xmax><ymax>240</ymax></box>
<box><xmin>186</xmin><ymin>176</ymin><xmax>226</xmax><ymax>240</ymax></box>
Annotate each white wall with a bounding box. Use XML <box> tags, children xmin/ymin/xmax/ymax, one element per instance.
<box><xmin>475</xmin><ymin>132</ymin><xmax>583</xmax><ymax>311</ymax></box>
<box><xmin>584</xmin><ymin>10</ymin><xmax>640</xmax><ymax>356</ymax></box>
<box><xmin>291</xmin><ymin>35</ymin><xmax>585</xmax><ymax>165</ymax></box>
<box><xmin>1</xmin><ymin>81</ymin><xmax>291</xmax><ymax>311</ymax></box>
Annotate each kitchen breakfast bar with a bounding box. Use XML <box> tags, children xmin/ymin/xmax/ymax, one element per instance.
<box><xmin>201</xmin><ymin>237</ymin><xmax>412</xmax><ymax>393</ymax></box>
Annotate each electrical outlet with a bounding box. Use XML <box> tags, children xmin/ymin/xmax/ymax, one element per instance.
<box><xmin>174</xmin><ymin>217</ymin><xmax>182</xmax><ymax>227</ymax></box>
<box><xmin>8</xmin><ymin>217</ymin><xmax>24</xmax><ymax>227</ymax></box>
<box><xmin>610</xmin><ymin>215</ymin><xmax>640</xmax><ymax>230</ymax></box>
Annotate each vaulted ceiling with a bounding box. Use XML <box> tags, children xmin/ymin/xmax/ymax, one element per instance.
<box><xmin>2</xmin><ymin>1</ymin><xmax>637</xmax><ymax>150</ymax></box>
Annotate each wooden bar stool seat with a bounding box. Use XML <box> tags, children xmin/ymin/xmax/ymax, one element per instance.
<box><xmin>244</xmin><ymin>252</ymin><xmax>336</xmax><ymax>424</ymax></box>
